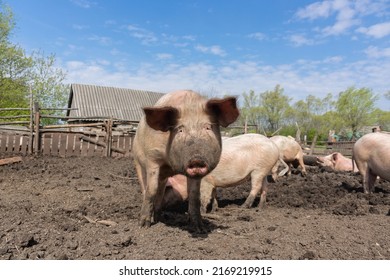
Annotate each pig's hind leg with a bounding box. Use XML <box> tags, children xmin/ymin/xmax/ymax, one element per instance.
<box><xmin>242</xmin><ymin>171</ymin><xmax>267</xmax><ymax>208</ymax></box>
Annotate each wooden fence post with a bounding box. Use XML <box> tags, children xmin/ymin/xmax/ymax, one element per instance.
<box><xmin>105</xmin><ymin>118</ymin><xmax>113</xmax><ymax>157</ymax></box>
<box><xmin>28</xmin><ymin>88</ymin><xmax>34</xmax><ymax>155</ymax></box>
<box><xmin>33</xmin><ymin>102</ymin><xmax>41</xmax><ymax>155</ymax></box>
<box><xmin>309</xmin><ymin>134</ymin><xmax>318</xmax><ymax>156</ymax></box>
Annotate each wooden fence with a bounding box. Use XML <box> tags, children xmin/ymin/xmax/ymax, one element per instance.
<box><xmin>1</xmin><ymin>103</ymin><xmax>357</xmax><ymax>158</ymax></box>
<box><xmin>0</xmin><ymin>103</ymin><xmax>136</xmax><ymax>157</ymax></box>
<box><xmin>304</xmin><ymin>140</ymin><xmax>355</xmax><ymax>157</ymax></box>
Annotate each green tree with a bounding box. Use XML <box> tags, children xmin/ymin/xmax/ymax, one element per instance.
<box><xmin>0</xmin><ymin>3</ymin><xmax>32</xmax><ymax>110</ymax></box>
<box><xmin>0</xmin><ymin>3</ymin><xmax>69</xmax><ymax>124</ymax></box>
<box><xmin>385</xmin><ymin>91</ymin><xmax>390</xmax><ymax>101</ymax></box>
<box><xmin>336</xmin><ymin>87</ymin><xmax>379</xmax><ymax>138</ymax></box>
<box><xmin>371</xmin><ymin>109</ymin><xmax>390</xmax><ymax>131</ymax></box>
<box><xmin>29</xmin><ymin>51</ymin><xmax>69</xmax><ymax>108</ymax></box>
<box><xmin>293</xmin><ymin>93</ymin><xmax>334</xmax><ymax>141</ymax></box>
<box><xmin>259</xmin><ymin>84</ymin><xmax>292</xmax><ymax>133</ymax></box>
<box><xmin>240</xmin><ymin>90</ymin><xmax>260</xmax><ymax>130</ymax></box>
<box><xmin>29</xmin><ymin>51</ymin><xmax>69</xmax><ymax>124</ymax></box>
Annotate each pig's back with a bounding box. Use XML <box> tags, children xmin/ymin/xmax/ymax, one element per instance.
<box><xmin>208</xmin><ymin>134</ymin><xmax>278</xmax><ymax>186</ymax></box>
<box><xmin>219</xmin><ymin>134</ymin><xmax>279</xmax><ymax>170</ymax></box>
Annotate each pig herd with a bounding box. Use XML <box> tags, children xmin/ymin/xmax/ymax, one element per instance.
<box><xmin>132</xmin><ymin>90</ymin><xmax>390</xmax><ymax>233</ymax></box>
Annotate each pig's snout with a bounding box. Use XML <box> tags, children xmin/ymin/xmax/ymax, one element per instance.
<box><xmin>186</xmin><ymin>158</ymin><xmax>209</xmax><ymax>178</ymax></box>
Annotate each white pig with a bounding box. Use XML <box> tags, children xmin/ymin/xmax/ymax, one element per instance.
<box><xmin>200</xmin><ymin>133</ymin><xmax>281</xmax><ymax>212</ymax></box>
<box><xmin>316</xmin><ymin>152</ymin><xmax>358</xmax><ymax>172</ymax></box>
<box><xmin>270</xmin><ymin>135</ymin><xmax>307</xmax><ymax>176</ymax></box>
<box><xmin>352</xmin><ymin>132</ymin><xmax>390</xmax><ymax>194</ymax></box>
<box><xmin>132</xmin><ymin>90</ymin><xmax>239</xmax><ymax>232</ymax></box>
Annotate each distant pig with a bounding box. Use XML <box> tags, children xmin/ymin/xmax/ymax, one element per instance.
<box><xmin>316</xmin><ymin>152</ymin><xmax>358</xmax><ymax>172</ymax></box>
<box><xmin>270</xmin><ymin>135</ymin><xmax>307</xmax><ymax>176</ymax></box>
<box><xmin>132</xmin><ymin>90</ymin><xmax>239</xmax><ymax>232</ymax></box>
<box><xmin>352</xmin><ymin>132</ymin><xmax>390</xmax><ymax>194</ymax></box>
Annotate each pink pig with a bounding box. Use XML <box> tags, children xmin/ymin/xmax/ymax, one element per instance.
<box><xmin>316</xmin><ymin>152</ymin><xmax>358</xmax><ymax>172</ymax></box>
<box><xmin>270</xmin><ymin>135</ymin><xmax>307</xmax><ymax>176</ymax></box>
<box><xmin>352</xmin><ymin>132</ymin><xmax>390</xmax><ymax>194</ymax></box>
<box><xmin>132</xmin><ymin>90</ymin><xmax>239</xmax><ymax>232</ymax></box>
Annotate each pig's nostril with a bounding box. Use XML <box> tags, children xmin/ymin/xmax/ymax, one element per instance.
<box><xmin>188</xmin><ymin>159</ymin><xmax>207</xmax><ymax>168</ymax></box>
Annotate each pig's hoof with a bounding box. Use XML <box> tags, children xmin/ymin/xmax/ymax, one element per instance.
<box><xmin>139</xmin><ymin>219</ymin><xmax>152</xmax><ymax>228</ymax></box>
<box><xmin>190</xmin><ymin>224</ymin><xmax>207</xmax><ymax>234</ymax></box>
<box><xmin>188</xmin><ymin>219</ymin><xmax>207</xmax><ymax>234</ymax></box>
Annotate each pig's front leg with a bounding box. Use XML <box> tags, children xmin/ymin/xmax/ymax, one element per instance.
<box><xmin>139</xmin><ymin>165</ymin><xmax>160</xmax><ymax>227</ymax></box>
<box><xmin>187</xmin><ymin>177</ymin><xmax>206</xmax><ymax>233</ymax></box>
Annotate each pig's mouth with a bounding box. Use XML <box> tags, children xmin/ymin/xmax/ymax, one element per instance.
<box><xmin>185</xmin><ymin>158</ymin><xmax>209</xmax><ymax>178</ymax></box>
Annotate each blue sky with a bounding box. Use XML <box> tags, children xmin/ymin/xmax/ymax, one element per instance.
<box><xmin>7</xmin><ymin>0</ymin><xmax>390</xmax><ymax>110</ymax></box>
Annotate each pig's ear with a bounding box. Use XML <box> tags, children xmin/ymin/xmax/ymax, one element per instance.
<box><xmin>143</xmin><ymin>106</ymin><xmax>179</xmax><ymax>132</ymax></box>
<box><xmin>206</xmin><ymin>97</ymin><xmax>239</xmax><ymax>127</ymax></box>
<box><xmin>332</xmin><ymin>153</ymin><xmax>338</xmax><ymax>162</ymax></box>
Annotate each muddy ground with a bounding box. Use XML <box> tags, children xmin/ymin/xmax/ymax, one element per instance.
<box><xmin>0</xmin><ymin>155</ymin><xmax>389</xmax><ymax>260</ymax></box>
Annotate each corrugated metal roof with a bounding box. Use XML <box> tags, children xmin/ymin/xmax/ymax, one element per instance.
<box><xmin>67</xmin><ymin>84</ymin><xmax>165</xmax><ymax>122</ymax></box>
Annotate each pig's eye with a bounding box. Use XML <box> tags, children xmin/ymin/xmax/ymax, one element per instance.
<box><xmin>176</xmin><ymin>125</ymin><xmax>184</xmax><ymax>133</ymax></box>
<box><xmin>204</xmin><ymin>123</ymin><xmax>212</xmax><ymax>130</ymax></box>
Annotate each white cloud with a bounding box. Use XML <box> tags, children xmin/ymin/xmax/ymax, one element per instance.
<box><xmin>289</xmin><ymin>34</ymin><xmax>316</xmax><ymax>46</ymax></box>
<box><xmin>182</xmin><ymin>35</ymin><xmax>196</xmax><ymax>41</ymax></box>
<box><xmin>322</xmin><ymin>0</ymin><xmax>359</xmax><ymax>36</ymax></box>
<box><xmin>357</xmin><ymin>22</ymin><xmax>390</xmax><ymax>38</ymax></box>
<box><xmin>324</xmin><ymin>56</ymin><xmax>343</xmax><ymax>63</ymax></box>
<box><xmin>195</xmin><ymin>45</ymin><xmax>227</xmax><ymax>56</ymax></box>
<box><xmin>364</xmin><ymin>46</ymin><xmax>390</xmax><ymax>58</ymax></box>
<box><xmin>295</xmin><ymin>0</ymin><xmax>333</xmax><ymax>20</ymax></box>
<box><xmin>70</xmin><ymin>0</ymin><xmax>95</xmax><ymax>9</ymax></box>
<box><xmin>247</xmin><ymin>32</ymin><xmax>267</xmax><ymax>41</ymax></box>
<box><xmin>62</xmin><ymin>57</ymin><xmax>390</xmax><ymax>110</ymax></box>
<box><xmin>88</xmin><ymin>35</ymin><xmax>112</xmax><ymax>46</ymax></box>
<box><xmin>294</xmin><ymin>0</ymin><xmax>388</xmax><ymax>37</ymax></box>
<box><xmin>126</xmin><ymin>25</ymin><xmax>158</xmax><ymax>45</ymax></box>
<box><xmin>156</xmin><ymin>53</ymin><xmax>173</xmax><ymax>60</ymax></box>
<box><xmin>72</xmin><ymin>24</ymin><xmax>89</xmax><ymax>30</ymax></box>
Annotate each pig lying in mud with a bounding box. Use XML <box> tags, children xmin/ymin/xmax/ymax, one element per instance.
<box><xmin>132</xmin><ymin>90</ymin><xmax>239</xmax><ymax>232</ymax></box>
<box><xmin>270</xmin><ymin>135</ymin><xmax>307</xmax><ymax>176</ymax></box>
<box><xmin>353</xmin><ymin>132</ymin><xmax>390</xmax><ymax>194</ymax></box>
<box><xmin>162</xmin><ymin>134</ymin><xmax>282</xmax><ymax>212</ymax></box>
<box><xmin>316</xmin><ymin>152</ymin><xmax>358</xmax><ymax>172</ymax></box>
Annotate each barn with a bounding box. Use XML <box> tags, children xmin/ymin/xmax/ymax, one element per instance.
<box><xmin>66</xmin><ymin>83</ymin><xmax>165</xmax><ymax>124</ymax></box>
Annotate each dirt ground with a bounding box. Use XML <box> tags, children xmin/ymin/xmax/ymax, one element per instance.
<box><xmin>0</xmin><ymin>155</ymin><xmax>389</xmax><ymax>260</ymax></box>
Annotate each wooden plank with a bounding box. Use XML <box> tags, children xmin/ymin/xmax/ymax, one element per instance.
<box><xmin>2</xmin><ymin>134</ymin><xmax>9</xmax><ymax>153</ymax></box>
<box><xmin>13</xmin><ymin>135</ymin><xmax>22</xmax><ymax>153</ymax></box>
<box><xmin>0</xmin><ymin>156</ymin><xmax>22</xmax><ymax>166</ymax></box>
<box><xmin>96</xmin><ymin>136</ymin><xmax>105</xmax><ymax>156</ymax></box>
<box><xmin>59</xmin><ymin>133</ymin><xmax>67</xmax><ymax>157</ymax></box>
<box><xmin>87</xmin><ymin>137</ymin><xmax>97</xmax><ymax>156</ymax></box>
<box><xmin>5</xmin><ymin>134</ymin><xmax>14</xmax><ymax>153</ymax></box>
<box><xmin>0</xmin><ymin>134</ymin><xmax>4</xmax><ymax>153</ymax></box>
<box><xmin>80</xmin><ymin>137</ymin><xmax>89</xmax><ymax>156</ymax></box>
<box><xmin>68</xmin><ymin>134</ymin><xmax>77</xmax><ymax>156</ymax></box>
<box><xmin>72</xmin><ymin>134</ymin><xmax>81</xmax><ymax>156</ymax></box>
<box><xmin>52</xmin><ymin>133</ymin><xmax>60</xmax><ymax>156</ymax></box>
<box><xmin>42</xmin><ymin>134</ymin><xmax>51</xmax><ymax>155</ymax></box>
<box><xmin>20</xmin><ymin>136</ymin><xmax>29</xmax><ymax>155</ymax></box>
